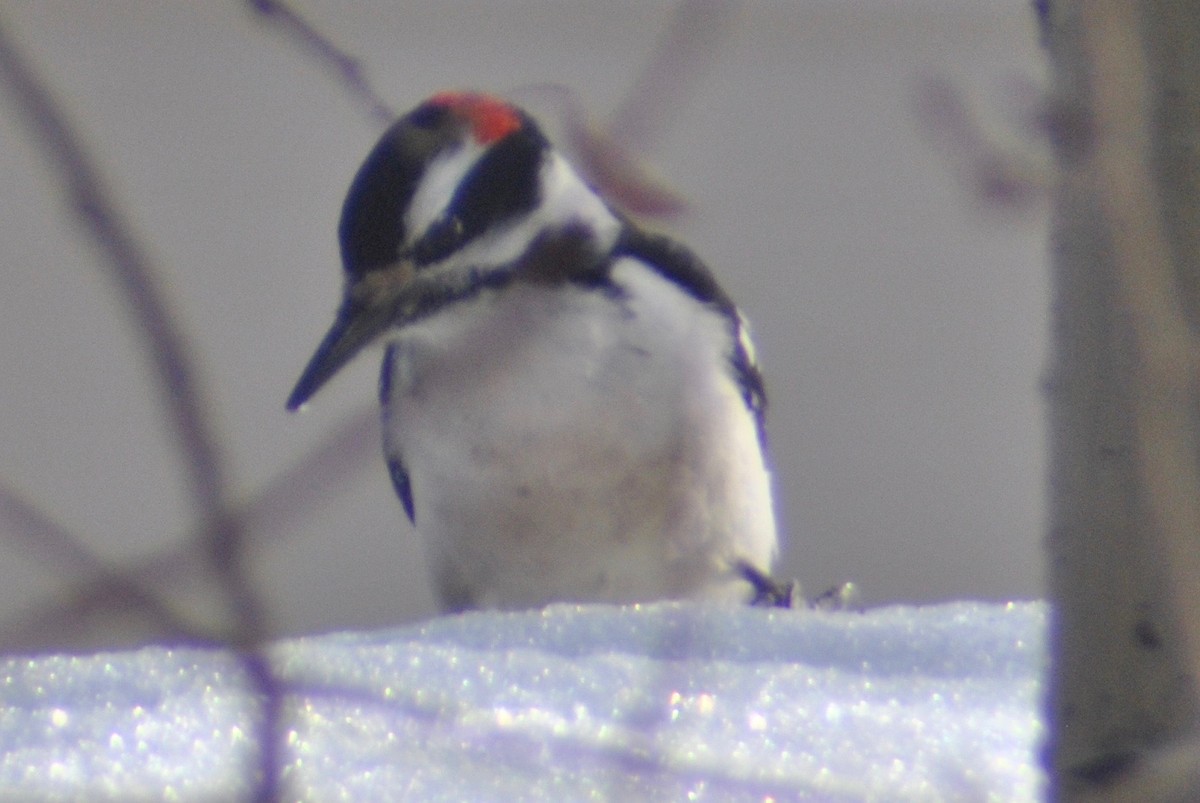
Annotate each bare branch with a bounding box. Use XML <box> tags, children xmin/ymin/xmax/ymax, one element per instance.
<box><xmin>0</xmin><ymin>13</ymin><xmax>266</xmax><ymax>642</ymax></box>
<box><xmin>915</xmin><ymin>73</ymin><xmax>1050</xmax><ymax>210</ymax></box>
<box><xmin>246</xmin><ymin>0</ymin><xmax>394</xmax><ymax>126</ymax></box>
<box><xmin>607</xmin><ymin>0</ymin><xmax>740</xmax><ymax>154</ymax></box>
<box><xmin>0</xmin><ymin>405</ymin><xmax>378</xmax><ymax>650</ymax></box>
<box><xmin>0</xmin><ymin>481</ymin><xmax>209</xmax><ymax>645</ymax></box>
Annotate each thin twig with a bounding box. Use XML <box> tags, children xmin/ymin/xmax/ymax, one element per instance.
<box><xmin>607</xmin><ymin>0</ymin><xmax>739</xmax><ymax>154</ymax></box>
<box><xmin>0</xmin><ymin>13</ymin><xmax>265</xmax><ymax>643</ymax></box>
<box><xmin>0</xmin><ymin>12</ymin><xmax>280</xmax><ymax>799</ymax></box>
<box><xmin>0</xmin><ymin>405</ymin><xmax>378</xmax><ymax>650</ymax></box>
<box><xmin>241</xmin><ymin>649</ymin><xmax>285</xmax><ymax>803</ymax></box>
<box><xmin>247</xmin><ymin>0</ymin><xmax>394</xmax><ymax>126</ymax></box>
<box><xmin>0</xmin><ymin>481</ymin><xmax>211</xmax><ymax>644</ymax></box>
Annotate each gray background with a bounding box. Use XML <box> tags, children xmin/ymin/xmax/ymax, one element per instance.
<box><xmin>0</xmin><ymin>1</ymin><xmax>1047</xmax><ymax>640</ymax></box>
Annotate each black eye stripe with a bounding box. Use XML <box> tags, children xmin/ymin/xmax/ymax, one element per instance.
<box><xmin>411</xmin><ymin>119</ymin><xmax>547</xmax><ymax>266</ymax></box>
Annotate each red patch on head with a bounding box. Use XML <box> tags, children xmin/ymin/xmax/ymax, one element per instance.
<box><xmin>428</xmin><ymin>91</ymin><xmax>522</xmax><ymax>144</ymax></box>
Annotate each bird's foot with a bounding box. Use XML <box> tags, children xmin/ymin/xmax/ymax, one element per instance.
<box><xmin>735</xmin><ymin>561</ymin><xmax>861</xmax><ymax>611</ymax></box>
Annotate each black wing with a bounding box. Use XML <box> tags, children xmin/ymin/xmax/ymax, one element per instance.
<box><xmin>613</xmin><ymin>225</ymin><xmax>768</xmax><ymax>447</ymax></box>
<box><xmin>380</xmin><ymin>344</ymin><xmax>416</xmax><ymax>523</ymax></box>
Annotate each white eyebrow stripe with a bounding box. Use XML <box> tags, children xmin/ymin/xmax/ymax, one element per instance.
<box><xmin>404</xmin><ymin>138</ymin><xmax>488</xmax><ymax>247</ymax></box>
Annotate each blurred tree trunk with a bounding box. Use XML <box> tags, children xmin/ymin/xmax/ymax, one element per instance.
<box><xmin>1042</xmin><ymin>1</ymin><xmax>1200</xmax><ymax>799</ymax></box>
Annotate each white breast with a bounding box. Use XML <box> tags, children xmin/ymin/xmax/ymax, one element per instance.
<box><xmin>381</xmin><ymin>258</ymin><xmax>777</xmax><ymax>610</ymax></box>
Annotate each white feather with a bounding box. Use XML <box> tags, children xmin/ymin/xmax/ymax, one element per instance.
<box><xmin>382</xmin><ymin>257</ymin><xmax>776</xmax><ymax>609</ymax></box>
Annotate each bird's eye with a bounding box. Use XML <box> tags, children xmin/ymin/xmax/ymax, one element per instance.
<box><xmin>413</xmin><ymin>215</ymin><xmax>465</xmax><ymax>265</ymax></box>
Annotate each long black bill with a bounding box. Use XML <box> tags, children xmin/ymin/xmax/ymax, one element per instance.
<box><xmin>287</xmin><ymin>256</ymin><xmax>484</xmax><ymax>410</ymax></box>
<box><xmin>286</xmin><ymin>297</ymin><xmax>394</xmax><ymax>411</ymax></box>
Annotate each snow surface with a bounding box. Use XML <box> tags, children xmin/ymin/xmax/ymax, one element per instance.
<box><xmin>0</xmin><ymin>601</ymin><xmax>1046</xmax><ymax>801</ymax></box>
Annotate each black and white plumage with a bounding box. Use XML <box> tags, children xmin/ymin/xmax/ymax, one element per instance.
<box><xmin>288</xmin><ymin>92</ymin><xmax>778</xmax><ymax>612</ymax></box>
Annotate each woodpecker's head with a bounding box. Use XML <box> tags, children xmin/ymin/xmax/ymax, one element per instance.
<box><xmin>286</xmin><ymin>91</ymin><xmax>619</xmax><ymax>411</ymax></box>
<box><xmin>339</xmin><ymin>91</ymin><xmax>546</xmax><ymax>281</ymax></box>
